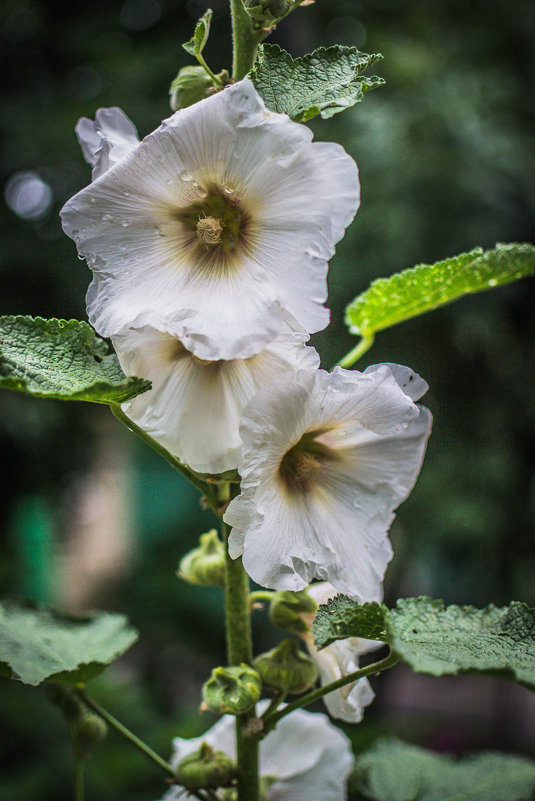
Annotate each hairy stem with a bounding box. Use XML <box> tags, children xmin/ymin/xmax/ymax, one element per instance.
<box><xmin>76</xmin><ymin>689</ymin><xmax>176</xmax><ymax>779</ymax></box>
<box><xmin>222</xmin><ymin>520</ymin><xmax>259</xmax><ymax>801</ymax></box>
<box><xmin>263</xmin><ymin>650</ymin><xmax>399</xmax><ymax>732</ymax></box>
<box><xmin>111</xmin><ymin>405</ymin><xmax>218</xmax><ymax>508</ymax></box>
<box><xmin>230</xmin><ymin>0</ymin><xmax>263</xmax><ymax>80</ymax></box>
<box><xmin>336</xmin><ymin>334</ymin><xmax>375</xmax><ymax>369</ymax></box>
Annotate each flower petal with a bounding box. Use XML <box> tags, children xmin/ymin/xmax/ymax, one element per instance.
<box><xmin>76</xmin><ymin>107</ymin><xmax>139</xmax><ymax>180</ymax></box>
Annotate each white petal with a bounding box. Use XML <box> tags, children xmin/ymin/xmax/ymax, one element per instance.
<box><xmin>113</xmin><ymin>322</ymin><xmax>319</xmax><ymax>474</ymax></box>
<box><xmin>364</xmin><ymin>362</ymin><xmax>428</xmax><ymax>402</ymax></box>
<box><xmin>269</xmin><ymin>725</ymin><xmax>353</xmax><ymax>801</ymax></box>
<box><xmin>225</xmin><ymin>367</ymin><xmax>431</xmax><ymax>598</ymax></box>
<box><xmin>61</xmin><ymin>79</ymin><xmax>359</xmax><ymax>359</ymax></box>
<box><xmin>76</xmin><ymin>107</ymin><xmax>139</xmax><ymax>180</ymax></box>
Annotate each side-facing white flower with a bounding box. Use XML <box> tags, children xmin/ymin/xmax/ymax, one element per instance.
<box><xmin>75</xmin><ymin>107</ymin><xmax>140</xmax><ymax>181</ymax></box>
<box><xmin>112</xmin><ymin>321</ymin><xmax>319</xmax><ymax>475</ymax></box>
<box><xmin>61</xmin><ymin>79</ymin><xmax>359</xmax><ymax>360</ymax></box>
<box><xmin>299</xmin><ymin>582</ymin><xmax>383</xmax><ymax>723</ymax></box>
<box><xmin>162</xmin><ymin>703</ymin><xmax>353</xmax><ymax>801</ymax></box>
<box><xmin>224</xmin><ymin>364</ymin><xmax>432</xmax><ymax>599</ymax></box>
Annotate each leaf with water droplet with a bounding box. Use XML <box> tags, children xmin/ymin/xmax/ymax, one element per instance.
<box><xmin>0</xmin><ymin>316</ymin><xmax>150</xmax><ymax>404</ymax></box>
<box><xmin>345</xmin><ymin>243</ymin><xmax>535</xmax><ymax>342</ymax></box>
<box><xmin>182</xmin><ymin>8</ymin><xmax>212</xmax><ymax>58</ymax></box>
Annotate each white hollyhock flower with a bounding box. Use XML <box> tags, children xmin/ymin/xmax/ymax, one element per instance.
<box><xmin>162</xmin><ymin>703</ymin><xmax>353</xmax><ymax>801</ymax></box>
<box><xmin>224</xmin><ymin>364</ymin><xmax>432</xmax><ymax>599</ymax></box>
<box><xmin>300</xmin><ymin>582</ymin><xmax>383</xmax><ymax>723</ymax></box>
<box><xmin>112</xmin><ymin>321</ymin><xmax>319</xmax><ymax>475</ymax></box>
<box><xmin>75</xmin><ymin>107</ymin><xmax>139</xmax><ymax>180</ymax></box>
<box><xmin>60</xmin><ymin>79</ymin><xmax>359</xmax><ymax>360</ymax></box>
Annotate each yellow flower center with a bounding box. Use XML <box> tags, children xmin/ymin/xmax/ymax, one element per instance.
<box><xmin>279</xmin><ymin>429</ymin><xmax>338</xmax><ymax>494</ymax></box>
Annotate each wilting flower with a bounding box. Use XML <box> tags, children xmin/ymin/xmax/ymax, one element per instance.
<box><xmin>162</xmin><ymin>703</ymin><xmax>354</xmax><ymax>801</ymax></box>
<box><xmin>224</xmin><ymin>363</ymin><xmax>432</xmax><ymax>599</ymax></box>
<box><xmin>60</xmin><ymin>79</ymin><xmax>359</xmax><ymax>361</ymax></box>
<box><xmin>300</xmin><ymin>582</ymin><xmax>383</xmax><ymax>723</ymax></box>
<box><xmin>75</xmin><ymin>107</ymin><xmax>139</xmax><ymax>181</ymax></box>
<box><xmin>112</xmin><ymin>321</ymin><xmax>319</xmax><ymax>474</ymax></box>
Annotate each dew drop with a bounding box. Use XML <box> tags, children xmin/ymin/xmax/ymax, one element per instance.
<box><xmin>488</xmin><ymin>278</ymin><xmax>498</xmax><ymax>287</ymax></box>
<box><xmin>123</xmin><ymin>190</ymin><xmax>130</xmax><ymax>196</ymax></box>
<box><xmin>224</xmin><ymin>186</ymin><xmax>234</xmax><ymax>194</ymax></box>
<box><xmin>102</xmin><ymin>214</ymin><xmax>113</xmax><ymax>222</ymax></box>
<box><xmin>122</xmin><ymin>221</ymin><xmax>130</xmax><ymax>228</ymax></box>
<box><xmin>179</xmin><ymin>170</ymin><xmax>194</xmax><ymax>183</ymax></box>
<box><xmin>90</xmin><ymin>197</ymin><xmax>96</xmax><ymax>204</ymax></box>
<box><xmin>77</xmin><ymin>254</ymin><xmax>85</xmax><ymax>261</ymax></box>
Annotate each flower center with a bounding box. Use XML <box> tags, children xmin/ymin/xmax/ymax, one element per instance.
<box><xmin>173</xmin><ymin>184</ymin><xmax>252</xmax><ymax>271</ymax></box>
<box><xmin>279</xmin><ymin>429</ymin><xmax>338</xmax><ymax>494</ymax></box>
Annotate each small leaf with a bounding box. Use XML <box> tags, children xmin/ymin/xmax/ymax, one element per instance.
<box><xmin>0</xmin><ymin>316</ymin><xmax>150</xmax><ymax>404</ymax></box>
<box><xmin>387</xmin><ymin>597</ymin><xmax>535</xmax><ymax>689</ymax></box>
<box><xmin>355</xmin><ymin>737</ymin><xmax>535</xmax><ymax>801</ymax></box>
<box><xmin>182</xmin><ymin>8</ymin><xmax>213</xmax><ymax>57</ymax></box>
<box><xmin>312</xmin><ymin>595</ymin><xmax>387</xmax><ymax>650</ymax></box>
<box><xmin>0</xmin><ymin>601</ymin><xmax>138</xmax><ymax>686</ymax></box>
<box><xmin>250</xmin><ymin>43</ymin><xmax>384</xmax><ymax>122</ymax></box>
<box><xmin>346</xmin><ymin>242</ymin><xmax>535</xmax><ymax>340</ymax></box>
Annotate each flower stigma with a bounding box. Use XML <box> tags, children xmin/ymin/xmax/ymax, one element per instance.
<box><xmin>279</xmin><ymin>428</ymin><xmax>339</xmax><ymax>494</ymax></box>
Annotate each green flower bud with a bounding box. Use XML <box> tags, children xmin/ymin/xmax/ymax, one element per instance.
<box><xmin>202</xmin><ymin>664</ymin><xmax>262</xmax><ymax>715</ymax></box>
<box><xmin>175</xmin><ymin>742</ymin><xmax>235</xmax><ymax>790</ymax></box>
<box><xmin>253</xmin><ymin>638</ymin><xmax>318</xmax><ymax>694</ymax></box>
<box><xmin>243</xmin><ymin>0</ymin><xmax>293</xmax><ymax>28</ymax></box>
<box><xmin>72</xmin><ymin>711</ymin><xmax>108</xmax><ymax>753</ymax></box>
<box><xmin>269</xmin><ymin>589</ymin><xmax>317</xmax><ymax>635</ymax></box>
<box><xmin>178</xmin><ymin>529</ymin><xmax>226</xmax><ymax>588</ymax></box>
<box><xmin>169</xmin><ymin>66</ymin><xmax>216</xmax><ymax>111</ymax></box>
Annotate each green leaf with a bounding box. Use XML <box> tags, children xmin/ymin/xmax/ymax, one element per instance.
<box><xmin>387</xmin><ymin>597</ymin><xmax>535</xmax><ymax>689</ymax></box>
<box><xmin>355</xmin><ymin>738</ymin><xmax>535</xmax><ymax>801</ymax></box>
<box><xmin>182</xmin><ymin>8</ymin><xmax>213</xmax><ymax>57</ymax></box>
<box><xmin>0</xmin><ymin>316</ymin><xmax>150</xmax><ymax>404</ymax></box>
<box><xmin>250</xmin><ymin>43</ymin><xmax>384</xmax><ymax>122</ymax></box>
<box><xmin>345</xmin><ymin>242</ymin><xmax>535</xmax><ymax>340</ymax></box>
<box><xmin>312</xmin><ymin>595</ymin><xmax>387</xmax><ymax>650</ymax></box>
<box><xmin>0</xmin><ymin>601</ymin><xmax>138</xmax><ymax>686</ymax></box>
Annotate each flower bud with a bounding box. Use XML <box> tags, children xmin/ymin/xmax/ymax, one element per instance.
<box><xmin>47</xmin><ymin>684</ymin><xmax>85</xmax><ymax>723</ymax></box>
<box><xmin>175</xmin><ymin>741</ymin><xmax>235</xmax><ymax>790</ymax></box>
<box><xmin>178</xmin><ymin>529</ymin><xmax>226</xmax><ymax>588</ymax></box>
<box><xmin>243</xmin><ymin>0</ymin><xmax>293</xmax><ymax>28</ymax></box>
<box><xmin>72</xmin><ymin>711</ymin><xmax>108</xmax><ymax>753</ymax></box>
<box><xmin>169</xmin><ymin>66</ymin><xmax>216</xmax><ymax>111</ymax></box>
<box><xmin>253</xmin><ymin>638</ymin><xmax>318</xmax><ymax>694</ymax></box>
<box><xmin>202</xmin><ymin>664</ymin><xmax>262</xmax><ymax>715</ymax></box>
<box><xmin>269</xmin><ymin>589</ymin><xmax>317</xmax><ymax>635</ymax></box>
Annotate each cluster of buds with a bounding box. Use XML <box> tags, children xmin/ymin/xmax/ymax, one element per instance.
<box><xmin>47</xmin><ymin>685</ymin><xmax>108</xmax><ymax>757</ymax></box>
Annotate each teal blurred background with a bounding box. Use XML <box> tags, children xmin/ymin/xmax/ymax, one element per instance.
<box><xmin>1</xmin><ymin>0</ymin><xmax>534</xmax><ymax>798</ymax></box>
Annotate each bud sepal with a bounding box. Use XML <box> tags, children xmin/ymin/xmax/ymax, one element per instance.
<box><xmin>253</xmin><ymin>638</ymin><xmax>318</xmax><ymax>694</ymax></box>
<box><xmin>175</xmin><ymin>742</ymin><xmax>235</xmax><ymax>790</ymax></box>
<box><xmin>202</xmin><ymin>664</ymin><xmax>262</xmax><ymax>715</ymax></box>
<box><xmin>269</xmin><ymin>589</ymin><xmax>317</xmax><ymax>635</ymax></box>
<box><xmin>178</xmin><ymin>529</ymin><xmax>226</xmax><ymax>588</ymax></box>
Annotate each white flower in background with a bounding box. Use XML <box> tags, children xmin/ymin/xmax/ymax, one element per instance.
<box><xmin>112</xmin><ymin>320</ymin><xmax>319</xmax><ymax>475</ymax></box>
<box><xmin>75</xmin><ymin>107</ymin><xmax>140</xmax><ymax>181</ymax></box>
<box><xmin>162</xmin><ymin>703</ymin><xmax>354</xmax><ymax>801</ymax></box>
<box><xmin>61</xmin><ymin>79</ymin><xmax>359</xmax><ymax>361</ymax></box>
<box><xmin>300</xmin><ymin>582</ymin><xmax>383</xmax><ymax>723</ymax></box>
<box><xmin>224</xmin><ymin>364</ymin><xmax>432</xmax><ymax>599</ymax></box>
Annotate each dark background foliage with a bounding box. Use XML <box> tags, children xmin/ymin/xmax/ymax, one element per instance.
<box><xmin>1</xmin><ymin>0</ymin><xmax>534</xmax><ymax>798</ymax></box>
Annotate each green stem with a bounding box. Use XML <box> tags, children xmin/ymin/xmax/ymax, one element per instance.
<box><xmin>73</xmin><ymin>752</ymin><xmax>85</xmax><ymax>801</ymax></box>
<box><xmin>222</xmin><ymin>520</ymin><xmax>259</xmax><ymax>801</ymax></box>
<box><xmin>76</xmin><ymin>689</ymin><xmax>176</xmax><ymax>780</ymax></box>
<box><xmin>111</xmin><ymin>405</ymin><xmax>218</xmax><ymax>509</ymax></box>
<box><xmin>196</xmin><ymin>52</ymin><xmax>223</xmax><ymax>88</ymax></box>
<box><xmin>263</xmin><ymin>651</ymin><xmax>399</xmax><ymax>732</ymax></box>
<box><xmin>260</xmin><ymin>691</ymin><xmax>285</xmax><ymax>719</ymax></box>
<box><xmin>230</xmin><ymin>0</ymin><xmax>263</xmax><ymax>80</ymax></box>
<box><xmin>250</xmin><ymin>590</ymin><xmax>275</xmax><ymax>603</ymax></box>
<box><xmin>336</xmin><ymin>334</ymin><xmax>375</xmax><ymax>369</ymax></box>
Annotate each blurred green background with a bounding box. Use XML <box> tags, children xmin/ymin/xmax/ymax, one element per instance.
<box><xmin>1</xmin><ymin>0</ymin><xmax>534</xmax><ymax>798</ymax></box>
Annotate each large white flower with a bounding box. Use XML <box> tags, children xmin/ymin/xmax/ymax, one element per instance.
<box><xmin>112</xmin><ymin>321</ymin><xmax>319</xmax><ymax>474</ymax></box>
<box><xmin>60</xmin><ymin>79</ymin><xmax>359</xmax><ymax>360</ymax></box>
<box><xmin>300</xmin><ymin>582</ymin><xmax>383</xmax><ymax>723</ymax></box>
<box><xmin>162</xmin><ymin>703</ymin><xmax>353</xmax><ymax>801</ymax></box>
<box><xmin>224</xmin><ymin>363</ymin><xmax>432</xmax><ymax>599</ymax></box>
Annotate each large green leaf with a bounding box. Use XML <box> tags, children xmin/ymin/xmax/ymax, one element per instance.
<box><xmin>355</xmin><ymin>738</ymin><xmax>535</xmax><ymax>801</ymax></box>
<box><xmin>387</xmin><ymin>597</ymin><xmax>535</xmax><ymax>689</ymax></box>
<box><xmin>313</xmin><ymin>595</ymin><xmax>535</xmax><ymax>690</ymax></box>
<box><xmin>312</xmin><ymin>595</ymin><xmax>387</xmax><ymax>649</ymax></box>
<box><xmin>0</xmin><ymin>601</ymin><xmax>138</xmax><ymax>686</ymax></box>
<box><xmin>0</xmin><ymin>316</ymin><xmax>150</xmax><ymax>404</ymax></box>
<box><xmin>250</xmin><ymin>43</ymin><xmax>384</xmax><ymax>122</ymax></box>
<box><xmin>345</xmin><ymin>243</ymin><xmax>535</xmax><ymax>340</ymax></box>
<box><xmin>182</xmin><ymin>8</ymin><xmax>212</xmax><ymax>58</ymax></box>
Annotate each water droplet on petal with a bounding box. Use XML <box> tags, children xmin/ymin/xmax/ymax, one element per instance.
<box><xmin>179</xmin><ymin>170</ymin><xmax>193</xmax><ymax>182</ymax></box>
<box><xmin>102</xmin><ymin>214</ymin><xmax>113</xmax><ymax>222</ymax></box>
<box><xmin>122</xmin><ymin>221</ymin><xmax>129</xmax><ymax>228</ymax></box>
<box><xmin>77</xmin><ymin>254</ymin><xmax>85</xmax><ymax>261</ymax></box>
